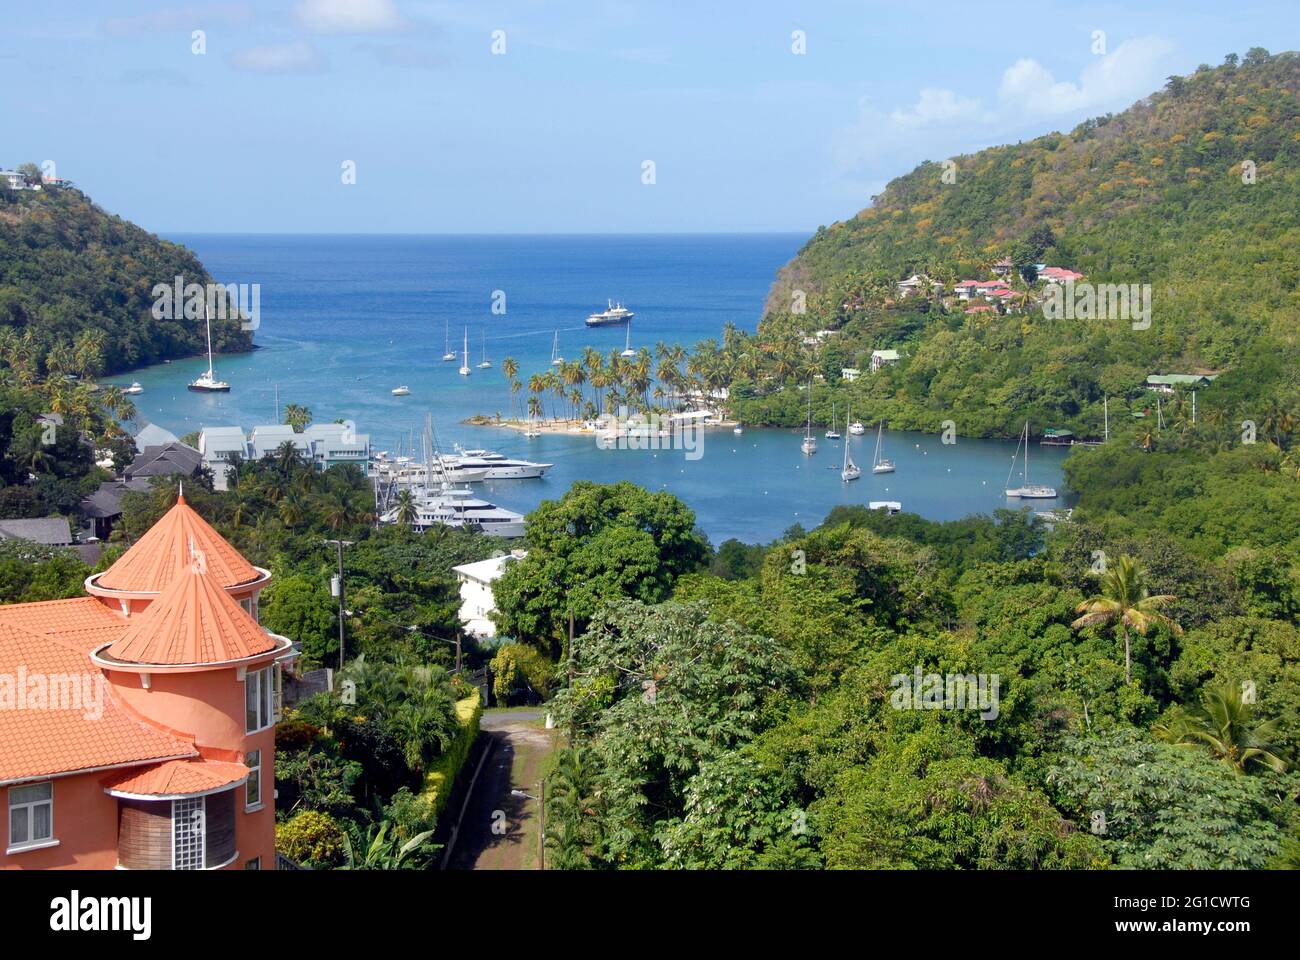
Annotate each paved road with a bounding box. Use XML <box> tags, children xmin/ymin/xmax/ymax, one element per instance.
<box><xmin>445</xmin><ymin>710</ymin><xmax>555</xmax><ymax>870</ymax></box>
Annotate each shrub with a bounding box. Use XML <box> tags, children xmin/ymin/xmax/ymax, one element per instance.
<box><xmin>276</xmin><ymin>810</ymin><xmax>348</xmax><ymax>868</ymax></box>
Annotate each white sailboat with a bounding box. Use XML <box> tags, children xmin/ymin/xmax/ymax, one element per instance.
<box><xmin>478</xmin><ymin>331</ymin><xmax>492</xmax><ymax>369</ymax></box>
<box><xmin>1005</xmin><ymin>421</ymin><xmax>1057</xmax><ymax>498</ymax></box>
<box><xmin>841</xmin><ymin>407</ymin><xmax>861</xmax><ymax>482</ymax></box>
<box><xmin>620</xmin><ymin>321</ymin><xmax>635</xmax><ymax>358</ymax></box>
<box><xmin>442</xmin><ymin>319</ymin><xmax>457</xmax><ymax>362</ymax></box>
<box><xmin>551</xmin><ymin>330</ymin><xmax>564</xmax><ymax>366</ymax></box>
<box><xmin>871</xmin><ymin>422</ymin><xmax>895</xmax><ymax>474</ymax></box>
<box><xmin>825</xmin><ymin>401</ymin><xmax>841</xmax><ymax>439</ymax></box>
<box><xmin>800</xmin><ymin>386</ymin><xmax>817</xmax><ymax>456</ymax></box>
<box><xmin>459</xmin><ymin>328</ymin><xmax>471</xmax><ymax>376</ymax></box>
<box><xmin>187</xmin><ymin>306</ymin><xmax>230</xmax><ymax>392</ymax></box>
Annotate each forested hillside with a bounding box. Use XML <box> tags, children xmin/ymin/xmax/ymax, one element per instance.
<box><xmin>0</xmin><ymin>171</ymin><xmax>251</xmax><ymax>376</ymax></box>
<box><xmin>721</xmin><ymin>50</ymin><xmax>1300</xmax><ymax>438</ymax></box>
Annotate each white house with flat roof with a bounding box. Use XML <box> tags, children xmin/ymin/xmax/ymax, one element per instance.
<box><xmin>451</xmin><ymin>551</ymin><xmax>526</xmax><ymax>639</ymax></box>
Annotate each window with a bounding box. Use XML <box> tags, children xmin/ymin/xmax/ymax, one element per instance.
<box><xmin>245</xmin><ymin>750</ymin><xmax>262</xmax><ymax>810</ymax></box>
<box><xmin>172</xmin><ymin>797</ymin><xmax>205</xmax><ymax>870</ymax></box>
<box><xmin>245</xmin><ymin>666</ymin><xmax>276</xmax><ymax>732</ymax></box>
<box><xmin>8</xmin><ymin>782</ymin><xmax>53</xmax><ymax>851</ymax></box>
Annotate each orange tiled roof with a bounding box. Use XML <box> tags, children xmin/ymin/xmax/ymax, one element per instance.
<box><xmin>0</xmin><ymin>597</ymin><xmax>127</xmax><ymax>654</ymax></box>
<box><xmin>96</xmin><ymin>493</ymin><xmax>260</xmax><ymax>593</ymax></box>
<box><xmin>104</xmin><ymin>559</ymin><xmax>277</xmax><ymax>666</ymax></box>
<box><xmin>103</xmin><ymin>758</ymin><xmax>248</xmax><ymax>797</ymax></box>
<box><xmin>0</xmin><ymin>622</ymin><xmax>194</xmax><ymax>784</ymax></box>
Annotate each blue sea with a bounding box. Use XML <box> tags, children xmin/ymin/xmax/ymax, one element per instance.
<box><xmin>118</xmin><ymin>234</ymin><xmax>1071</xmax><ymax>544</ymax></box>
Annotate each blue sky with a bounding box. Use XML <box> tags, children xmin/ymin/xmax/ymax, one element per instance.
<box><xmin>3</xmin><ymin>0</ymin><xmax>1295</xmax><ymax>233</ymax></box>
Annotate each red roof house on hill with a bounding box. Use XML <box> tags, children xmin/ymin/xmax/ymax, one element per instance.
<box><xmin>1</xmin><ymin>493</ymin><xmax>292</xmax><ymax>870</ymax></box>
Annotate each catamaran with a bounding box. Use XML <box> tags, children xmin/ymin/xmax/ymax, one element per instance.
<box><xmin>551</xmin><ymin>330</ymin><xmax>564</xmax><ymax>366</ymax></box>
<box><xmin>478</xmin><ymin>332</ymin><xmax>492</xmax><ymax>369</ymax></box>
<box><xmin>620</xmin><ymin>321</ymin><xmax>635</xmax><ymax>358</ymax></box>
<box><xmin>825</xmin><ymin>401</ymin><xmax>841</xmax><ymax>440</ymax></box>
<box><xmin>1005</xmin><ymin>421</ymin><xmax>1057</xmax><ymax>498</ymax></box>
<box><xmin>459</xmin><ymin>328</ymin><xmax>471</xmax><ymax>376</ymax></box>
<box><xmin>586</xmin><ymin>300</ymin><xmax>634</xmax><ymax>326</ymax></box>
<box><xmin>442</xmin><ymin>319</ymin><xmax>457</xmax><ymax>362</ymax></box>
<box><xmin>187</xmin><ymin>307</ymin><xmax>231</xmax><ymax>392</ymax></box>
<box><xmin>872</xmin><ymin>422</ymin><xmax>895</xmax><ymax>474</ymax></box>
<box><xmin>800</xmin><ymin>386</ymin><xmax>817</xmax><ymax>456</ymax></box>
<box><xmin>841</xmin><ymin>407</ymin><xmax>861</xmax><ymax>482</ymax></box>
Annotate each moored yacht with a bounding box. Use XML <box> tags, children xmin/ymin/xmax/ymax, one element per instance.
<box><xmin>123</xmin><ymin>381</ymin><xmax>144</xmax><ymax>395</ymax></box>
<box><xmin>1005</xmin><ymin>421</ymin><xmax>1058</xmax><ymax>498</ymax></box>
<box><xmin>380</xmin><ymin>485</ymin><xmax>526</xmax><ymax>537</ymax></box>
<box><xmin>586</xmin><ymin>300</ymin><xmax>635</xmax><ymax>326</ymax></box>
<box><xmin>442</xmin><ymin>448</ymin><xmax>552</xmax><ymax>479</ymax></box>
<box><xmin>187</xmin><ymin>308</ymin><xmax>230</xmax><ymax>392</ymax></box>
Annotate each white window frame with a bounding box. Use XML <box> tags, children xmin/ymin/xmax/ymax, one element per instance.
<box><xmin>245</xmin><ymin>665</ymin><xmax>278</xmax><ymax>732</ymax></box>
<box><xmin>7</xmin><ymin>781</ymin><xmax>55</xmax><ymax>853</ymax></box>
<box><xmin>245</xmin><ymin>749</ymin><xmax>263</xmax><ymax>811</ymax></box>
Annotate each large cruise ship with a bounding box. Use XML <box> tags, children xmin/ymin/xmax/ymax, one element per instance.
<box><xmin>440</xmin><ymin>448</ymin><xmax>553</xmax><ymax>479</ymax></box>
<box><xmin>380</xmin><ymin>485</ymin><xmax>526</xmax><ymax>537</ymax></box>
<box><xmin>585</xmin><ymin>300</ymin><xmax>634</xmax><ymax>326</ymax></box>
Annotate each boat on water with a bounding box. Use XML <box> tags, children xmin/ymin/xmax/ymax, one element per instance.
<box><xmin>551</xmin><ymin>330</ymin><xmax>564</xmax><ymax>366</ymax></box>
<box><xmin>442</xmin><ymin>320</ymin><xmax>457</xmax><ymax>362</ymax></box>
<box><xmin>871</xmin><ymin>422</ymin><xmax>895</xmax><ymax>474</ymax></box>
<box><xmin>123</xmin><ymin>381</ymin><xmax>143</xmax><ymax>395</ymax></box>
<box><xmin>187</xmin><ymin>307</ymin><xmax>230</xmax><ymax>392</ymax></box>
<box><xmin>800</xmin><ymin>384</ymin><xmax>817</xmax><ymax>456</ymax></box>
<box><xmin>841</xmin><ymin>407</ymin><xmax>861</xmax><ymax>482</ymax></box>
<box><xmin>620</xmin><ymin>321</ymin><xmax>635</xmax><ymax>358</ymax></box>
<box><xmin>733</xmin><ymin>425</ymin><xmax>743</xmax><ymax>435</ymax></box>
<box><xmin>391</xmin><ymin>386</ymin><xmax>410</xmax><ymax>396</ymax></box>
<box><xmin>826</xmin><ymin>401</ymin><xmax>841</xmax><ymax>440</ymax></box>
<box><xmin>459</xmin><ymin>328</ymin><xmax>471</xmax><ymax>376</ymax></box>
<box><xmin>381</xmin><ymin>485</ymin><xmax>526</xmax><ymax>537</ymax></box>
<box><xmin>848</xmin><ymin>420</ymin><xmax>866</xmax><ymax>436</ymax></box>
<box><xmin>586</xmin><ymin>299</ymin><xmax>634</xmax><ymax>326</ymax></box>
<box><xmin>1005</xmin><ymin>421</ymin><xmax>1058</xmax><ymax>498</ymax></box>
<box><xmin>441</xmin><ymin>448</ymin><xmax>552</xmax><ymax>479</ymax></box>
<box><xmin>869</xmin><ymin>501</ymin><xmax>902</xmax><ymax>515</ymax></box>
<box><xmin>477</xmin><ymin>332</ymin><xmax>492</xmax><ymax>369</ymax></box>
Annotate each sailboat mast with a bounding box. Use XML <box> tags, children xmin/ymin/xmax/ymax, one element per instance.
<box><xmin>204</xmin><ymin>305</ymin><xmax>214</xmax><ymax>375</ymax></box>
<box><xmin>843</xmin><ymin>407</ymin><xmax>850</xmax><ymax>470</ymax></box>
<box><xmin>1024</xmin><ymin>422</ymin><xmax>1030</xmax><ymax>484</ymax></box>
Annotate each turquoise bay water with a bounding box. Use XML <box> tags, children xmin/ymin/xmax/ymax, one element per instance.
<box><xmin>117</xmin><ymin>234</ymin><xmax>1071</xmax><ymax>544</ymax></box>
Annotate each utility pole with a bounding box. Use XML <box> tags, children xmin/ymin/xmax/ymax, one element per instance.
<box><xmin>324</xmin><ymin>539</ymin><xmax>353</xmax><ymax>670</ymax></box>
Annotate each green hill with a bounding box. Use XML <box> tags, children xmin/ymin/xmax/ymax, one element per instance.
<box><xmin>741</xmin><ymin>49</ymin><xmax>1300</xmax><ymax>438</ymax></box>
<box><xmin>0</xmin><ymin>173</ymin><xmax>252</xmax><ymax>377</ymax></box>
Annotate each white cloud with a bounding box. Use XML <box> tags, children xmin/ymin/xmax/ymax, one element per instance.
<box><xmin>998</xmin><ymin>36</ymin><xmax>1174</xmax><ymax>116</ymax></box>
<box><xmin>230</xmin><ymin>40</ymin><xmax>327</xmax><ymax>73</ymax></box>
<box><xmin>295</xmin><ymin>0</ymin><xmax>406</xmax><ymax>34</ymax></box>
<box><xmin>890</xmin><ymin>88</ymin><xmax>986</xmax><ymax>127</ymax></box>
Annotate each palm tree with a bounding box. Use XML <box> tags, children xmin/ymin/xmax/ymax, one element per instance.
<box><xmin>501</xmin><ymin>357</ymin><xmax>519</xmax><ymax>419</ymax></box>
<box><xmin>321</xmin><ymin>488</ymin><xmax>358</xmax><ymax>532</ymax></box>
<box><xmin>1071</xmin><ymin>554</ymin><xmax>1183</xmax><ymax>684</ymax></box>
<box><xmin>1154</xmin><ymin>682</ymin><xmax>1288</xmax><ymax>774</ymax></box>
<box><xmin>283</xmin><ymin>403</ymin><xmax>312</xmax><ymax>433</ymax></box>
<box><xmin>393</xmin><ymin>488</ymin><xmax>417</xmax><ymax>525</ymax></box>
